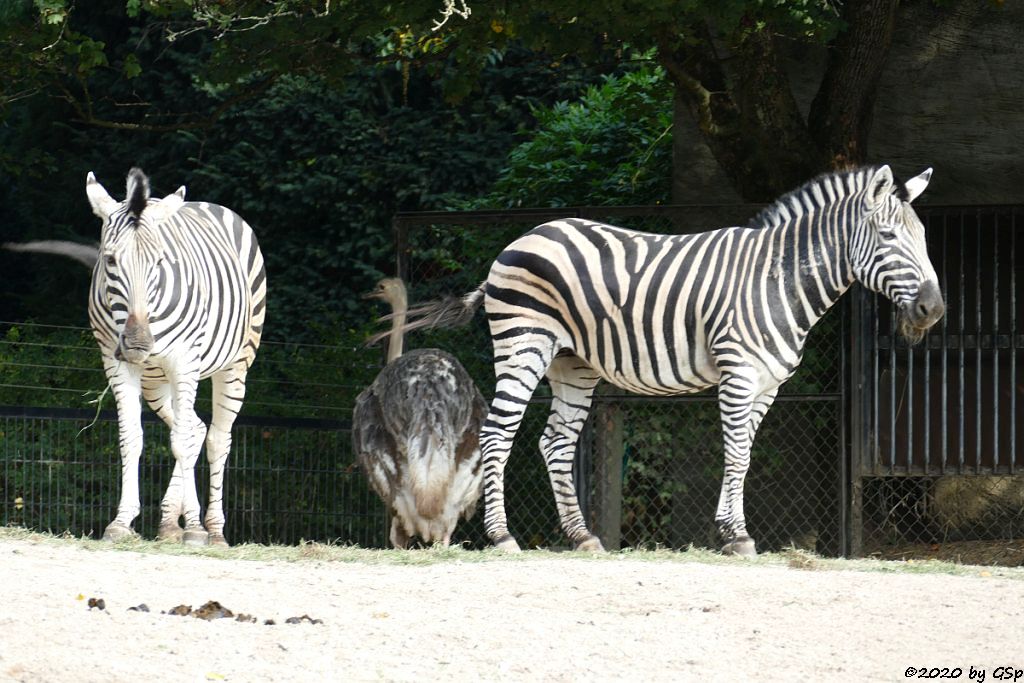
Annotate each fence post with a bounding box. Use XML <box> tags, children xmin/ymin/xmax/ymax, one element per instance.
<box><xmin>847</xmin><ymin>285</ymin><xmax>873</xmax><ymax>557</ymax></box>
<box><xmin>592</xmin><ymin>399</ymin><xmax>624</xmax><ymax>550</ymax></box>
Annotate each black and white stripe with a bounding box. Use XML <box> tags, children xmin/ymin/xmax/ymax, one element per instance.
<box><xmin>403</xmin><ymin>165</ymin><xmax>943</xmax><ymax>554</ymax></box>
<box><xmin>86</xmin><ymin>168</ymin><xmax>266</xmax><ymax>546</ymax></box>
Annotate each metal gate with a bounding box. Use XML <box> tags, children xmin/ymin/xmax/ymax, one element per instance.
<box><xmin>851</xmin><ymin>206</ymin><xmax>1024</xmax><ymax>554</ymax></box>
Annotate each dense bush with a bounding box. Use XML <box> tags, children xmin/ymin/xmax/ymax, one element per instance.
<box><xmin>470</xmin><ymin>61</ymin><xmax>673</xmax><ymax>209</ymax></box>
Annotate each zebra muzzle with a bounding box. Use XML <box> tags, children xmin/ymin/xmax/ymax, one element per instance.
<box><xmin>117</xmin><ymin>314</ymin><xmax>154</xmax><ymax>363</ymax></box>
<box><xmin>898</xmin><ymin>280</ymin><xmax>945</xmax><ymax>344</ymax></box>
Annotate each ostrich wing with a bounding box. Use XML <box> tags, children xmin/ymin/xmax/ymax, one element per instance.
<box><xmin>352</xmin><ymin>385</ymin><xmax>399</xmax><ymax>502</ymax></box>
<box><xmin>455</xmin><ymin>384</ymin><xmax>488</xmax><ymax>464</ymax></box>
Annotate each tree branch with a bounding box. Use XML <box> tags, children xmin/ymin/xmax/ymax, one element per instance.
<box><xmin>58</xmin><ymin>74</ymin><xmax>279</xmax><ymax>133</ymax></box>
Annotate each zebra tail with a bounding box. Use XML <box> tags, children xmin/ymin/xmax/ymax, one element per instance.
<box><xmin>3</xmin><ymin>240</ymin><xmax>100</xmax><ymax>268</ymax></box>
<box><xmin>366</xmin><ymin>282</ymin><xmax>486</xmax><ymax>346</ymax></box>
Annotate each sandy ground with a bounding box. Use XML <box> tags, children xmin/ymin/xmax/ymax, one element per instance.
<box><xmin>0</xmin><ymin>536</ymin><xmax>1023</xmax><ymax>682</ymax></box>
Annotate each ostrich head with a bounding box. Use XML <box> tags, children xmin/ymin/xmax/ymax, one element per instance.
<box><xmin>365</xmin><ymin>277</ymin><xmax>409</xmax><ymax>363</ymax></box>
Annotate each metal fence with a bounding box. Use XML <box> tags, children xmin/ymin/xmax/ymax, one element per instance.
<box><xmin>2</xmin><ymin>204</ymin><xmax>1022</xmax><ymax>560</ymax></box>
<box><xmin>852</xmin><ymin>206</ymin><xmax>1024</xmax><ymax>558</ymax></box>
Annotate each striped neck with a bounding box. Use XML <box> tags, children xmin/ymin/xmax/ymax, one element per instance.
<box><xmin>750</xmin><ymin>169</ymin><xmax>872</xmax><ymax>335</ymax></box>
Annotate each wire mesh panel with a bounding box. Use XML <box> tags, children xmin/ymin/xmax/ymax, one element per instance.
<box><xmin>0</xmin><ymin>408</ymin><xmax>385</xmax><ymax>547</ymax></box>
<box><xmin>588</xmin><ymin>396</ymin><xmax>842</xmax><ymax>554</ymax></box>
<box><xmin>396</xmin><ymin>206</ymin><xmax>847</xmax><ymax>554</ymax></box>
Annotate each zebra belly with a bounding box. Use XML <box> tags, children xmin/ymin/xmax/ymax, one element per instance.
<box><xmin>574</xmin><ymin>335</ymin><xmax>721</xmax><ymax>397</ymax></box>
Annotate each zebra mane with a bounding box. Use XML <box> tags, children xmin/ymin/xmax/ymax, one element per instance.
<box><xmin>125</xmin><ymin>167</ymin><xmax>150</xmax><ymax>219</ymax></box>
<box><xmin>745</xmin><ymin>165</ymin><xmax>910</xmax><ymax>231</ymax></box>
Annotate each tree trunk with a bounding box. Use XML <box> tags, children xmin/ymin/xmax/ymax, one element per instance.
<box><xmin>808</xmin><ymin>0</ymin><xmax>901</xmax><ymax>168</ymax></box>
<box><xmin>659</xmin><ymin>1</ymin><xmax>901</xmax><ymax>201</ymax></box>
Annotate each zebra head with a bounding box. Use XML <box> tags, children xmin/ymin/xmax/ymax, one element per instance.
<box><xmin>853</xmin><ymin>165</ymin><xmax>944</xmax><ymax>344</ymax></box>
<box><xmin>86</xmin><ymin>168</ymin><xmax>186</xmax><ymax>364</ymax></box>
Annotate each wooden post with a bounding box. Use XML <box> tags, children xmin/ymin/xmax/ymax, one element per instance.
<box><xmin>592</xmin><ymin>400</ymin><xmax>625</xmax><ymax>550</ymax></box>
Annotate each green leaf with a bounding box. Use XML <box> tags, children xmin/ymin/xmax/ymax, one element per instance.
<box><xmin>123</xmin><ymin>53</ymin><xmax>142</xmax><ymax>79</ymax></box>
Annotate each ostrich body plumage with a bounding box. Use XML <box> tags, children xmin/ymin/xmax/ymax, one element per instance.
<box><xmin>353</xmin><ymin>279</ymin><xmax>487</xmax><ymax>548</ymax></box>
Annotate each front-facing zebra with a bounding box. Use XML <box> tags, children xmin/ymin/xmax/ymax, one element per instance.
<box><xmin>86</xmin><ymin>168</ymin><xmax>266</xmax><ymax>546</ymax></box>
<box><xmin>401</xmin><ymin>165</ymin><xmax>944</xmax><ymax>555</ymax></box>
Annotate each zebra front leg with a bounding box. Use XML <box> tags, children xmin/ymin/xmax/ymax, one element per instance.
<box><xmin>203</xmin><ymin>364</ymin><xmax>248</xmax><ymax>547</ymax></box>
<box><xmin>542</xmin><ymin>355</ymin><xmax>604</xmax><ymax>551</ymax></box>
<box><xmin>103</xmin><ymin>364</ymin><xmax>145</xmax><ymax>542</ymax></box>
<box><xmin>714</xmin><ymin>372</ymin><xmax>775</xmax><ymax>557</ymax></box>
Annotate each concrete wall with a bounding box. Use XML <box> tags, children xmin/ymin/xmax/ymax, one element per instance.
<box><xmin>671</xmin><ymin>1</ymin><xmax>1023</xmax><ymax>206</ymax></box>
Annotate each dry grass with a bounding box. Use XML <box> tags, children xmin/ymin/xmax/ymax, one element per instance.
<box><xmin>4</xmin><ymin>524</ymin><xmax>1023</xmax><ymax>581</ymax></box>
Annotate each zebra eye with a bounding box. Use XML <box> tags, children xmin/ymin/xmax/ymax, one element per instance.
<box><xmin>105</xmin><ymin>254</ymin><xmax>117</xmax><ymax>267</ymax></box>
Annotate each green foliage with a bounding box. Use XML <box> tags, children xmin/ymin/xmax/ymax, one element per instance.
<box><xmin>474</xmin><ymin>62</ymin><xmax>673</xmax><ymax>208</ymax></box>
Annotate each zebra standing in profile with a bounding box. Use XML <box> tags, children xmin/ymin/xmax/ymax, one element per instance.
<box><xmin>86</xmin><ymin>168</ymin><xmax>266</xmax><ymax>546</ymax></box>
<box><xmin>399</xmin><ymin>165</ymin><xmax>944</xmax><ymax>556</ymax></box>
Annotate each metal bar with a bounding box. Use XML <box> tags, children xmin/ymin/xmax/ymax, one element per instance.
<box><xmin>1012</xmin><ymin>208</ymin><xmax>1018</xmax><ymax>475</ymax></box>
<box><xmin>889</xmin><ymin>301</ymin><xmax>897</xmax><ymax>474</ymax></box>
<box><xmin>907</xmin><ymin>303</ymin><xmax>915</xmax><ymax>474</ymax></box>
<box><xmin>993</xmin><ymin>209</ymin><xmax>1000</xmax><ymax>472</ymax></box>
<box><xmin>839</xmin><ymin>295</ymin><xmax>852</xmax><ymax>556</ymax></box>
<box><xmin>959</xmin><ymin>211</ymin><xmax>966</xmax><ymax>473</ymax></box>
<box><xmin>975</xmin><ymin>209</ymin><xmax>983</xmax><ymax>473</ymax></box>
<box><xmin>0</xmin><ymin>405</ymin><xmax>351</xmax><ymax>431</ymax></box>
<box><xmin>941</xmin><ymin>212</ymin><xmax>950</xmax><ymax>474</ymax></box>
<box><xmin>923</xmin><ymin>215</ymin><xmax>933</xmax><ymax>475</ymax></box>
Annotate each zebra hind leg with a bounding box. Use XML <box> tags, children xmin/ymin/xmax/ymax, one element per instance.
<box><xmin>164</xmin><ymin>367</ymin><xmax>209</xmax><ymax>546</ymax></box>
<box><xmin>203</xmin><ymin>362</ymin><xmax>249</xmax><ymax>547</ymax></box>
<box><xmin>542</xmin><ymin>354</ymin><xmax>604</xmax><ymax>551</ymax></box>
<box><xmin>480</xmin><ymin>336</ymin><xmax>556</xmax><ymax>552</ymax></box>
<box><xmin>142</xmin><ymin>377</ymin><xmax>187</xmax><ymax>542</ymax></box>
<box><xmin>715</xmin><ymin>373</ymin><xmax>777</xmax><ymax>558</ymax></box>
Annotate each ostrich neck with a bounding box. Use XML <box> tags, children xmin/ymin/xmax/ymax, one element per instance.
<box><xmin>387</xmin><ymin>303</ymin><xmax>407</xmax><ymax>363</ymax></box>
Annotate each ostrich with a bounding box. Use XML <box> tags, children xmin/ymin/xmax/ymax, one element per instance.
<box><xmin>353</xmin><ymin>278</ymin><xmax>488</xmax><ymax>548</ymax></box>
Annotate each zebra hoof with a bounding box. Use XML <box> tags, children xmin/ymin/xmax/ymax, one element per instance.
<box><xmin>102</xmin><ymin>522</ymin><xmax>137</xmax><ymax>542</ymax></box>
<box><xmin>574</xmin><ymin>536</ymin><xmax>606</xmax><ymax>552</ymax></box>
<box><xmin>157</xmin><ymin>522</ymin><xmax>184</xmax><ymax>543</ymax></box>
<box><xmin>182</xmin><ymin>528</ymin><xmax>210</xmax><ymax>547</ymax></box>
<box><xmin>493</xmin><ymin>535</ymin><xmax>522</xmax><ymax>553</ymax></box>
<box><xmin>721</xmin><ymin>536</ymin><xmax>757</xmax><ymax>558</ymax></box>
<box><xmin>208</xmin><ymin>533</ymin><xmax>229</xmax><ymax>548</ymax></box>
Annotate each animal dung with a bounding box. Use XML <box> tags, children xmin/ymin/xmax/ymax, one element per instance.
<box><xmin>284</xmin><ymin>615</ymin><xmax>323</xmax><ymax>625</ymax></box>
<box><xmin>87</xmin><ymin>597</ymin><xmax>105</xmax><ymax>611</ymax></box>
<box><xmin>127</xmin><ymin>603</ymin><xmax>150</xmax><ymax>612</ymax></box>
<box><xmin>164</xmin><ymin>604</ymin><xmax>193</xmax><ymax>617</ymax></box>
<box><xmin>155</xmin><ymin>600</ymin><xmax>317</xmax><ymax>625</ymax></box>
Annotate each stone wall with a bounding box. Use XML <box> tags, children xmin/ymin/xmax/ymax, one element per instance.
<box><xmin>671</xmin><ymin>1</ymin><xmax>1023</xmax><ymax>206</ymax></box>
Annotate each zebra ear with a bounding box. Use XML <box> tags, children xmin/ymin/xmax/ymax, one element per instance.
<box><xmin>86</xmin><ymin>172</ymin><xmax>118</xmax><ymax>221</ymax></box>
<box><xmin>903</xmin><ymin>167</ymin><xmax>932</xmax><ymax>203</ymax></box>
<box><xmin>864</xmin><ymin>165</ymin><xmax>894</xmax><ymax>213</ymax></box>
<box><xmin>146</xmin><ymin>186</ymin><xmax>186</xmax><ymax>224</ymax></box>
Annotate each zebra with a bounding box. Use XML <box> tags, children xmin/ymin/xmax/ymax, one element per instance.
<box><xmin>398</xmin><ymin>164</ymin><xmax>944</xmax><ymax>556</ymax></box>
<box><xmin>85</xmin><ymin>168</ymin><xmax>267</xmax><ymax>546</ymax></box>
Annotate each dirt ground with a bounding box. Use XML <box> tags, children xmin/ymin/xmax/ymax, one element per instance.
<box><xmin>1</xmin><ymin>534</ymin><xmax>1023</xmax><ymax>682</ymax></box>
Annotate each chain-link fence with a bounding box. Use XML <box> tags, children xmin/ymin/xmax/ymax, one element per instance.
<box><xmin>395</xmin><ymin>206</ymin><xmax>847</xmax><ymax>553</ymax></box>
<box><xmin>3</xmin><ymin>204</ymin><xmax>1022</xmax><ymax>561</ymax></box>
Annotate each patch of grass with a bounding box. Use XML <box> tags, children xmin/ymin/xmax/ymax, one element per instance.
<box><xmin>2</xmin><ymin>525</ymin><xmax>1022</xmax><ymax>580</ymax></box>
